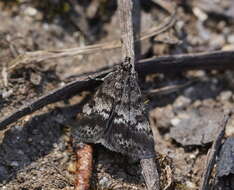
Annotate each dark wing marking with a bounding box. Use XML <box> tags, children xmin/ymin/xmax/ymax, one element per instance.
<box><xmin>101</xmin><ymin>72</ymin><xmax>155</xmax><ymax>159</ymax></box>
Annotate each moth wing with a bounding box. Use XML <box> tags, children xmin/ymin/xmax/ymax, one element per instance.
<box><xmin>101</xmin><ymin>74</ymin><xmax>156</xmax><ymax>159</ymax></box>
<box><xmin>70</xmin><ymin>70</ymin><xmax>124</xmax><ymax>143</ymax></box>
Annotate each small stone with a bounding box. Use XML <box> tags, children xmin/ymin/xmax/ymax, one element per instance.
<box><xmin>228</xmin><ymin>34</ymin><xmax>234</xmax><ymax>44</ymax></box>
<box><xmin>24</xmin><ymin>7</ymin><xmax>38</xmax><ymax>16</ymax></box>
<box><xmin>170</xmin><ymin>118</ymin><xmax>181</xmax><ymax>126</ymax></box>
<box><xmin>209</xmin><ymin>34</ymin><xmax>225</xmax><ymax>49</ymax></box>
<box><xmin>193</xmin><ymin>100</ymin><xmax>202</xmax><ymax>107</ymax></box>
<box><xmin>189</xmin><ymin>153</ymin><xmax>197</xmax><ymax>159</ymax></box>
<box><xmin>193</xmin><ymin>7</ymin><xmax>207</xmax><ymax>21</ymax></box>
<box><xmin>219</xmin><ymin>91</ymin><xmax>232</xmax><ymax>101</ymax></box>
<box><xmin>173</xmin><ymin>96</ymin><xmax>191</xmax><ymax>109</ymax></box>
<box><xmin>202</xmin><ymin>99</ymin><xmax>215</xmax><ymax>107</ymax></box>
<box><xmin>169</xmin><ymin>107</ymin><xmax>224</xmax><ymax>146</ymax></box>
<box><xmin>186</xmin><ymin>181</ymin><xmax>196</xmax><ymax>189</ymax></box>
<box><xmin>150</xmin><ymin>106</ymin><xmax>174</xmax><ymax>129</ymax></box>
<box><xmin>1</xmin><ymin>89</ymin><xmax>13</xmax><ymax>99</ymax></box>
<box><xmin>30</xmin><ymin>72</ymin><xmax>42</xmax><ymax>86</ymax></box>
<box><xmin>99</xmin><ymin>176</ymin><xmax>109</xmax><ymax>186</ymax></box>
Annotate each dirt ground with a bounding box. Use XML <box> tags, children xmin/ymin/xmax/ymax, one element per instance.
<box><xmin>0</xmin><ymin>0</ymin><xmax>234</xmax><ymax>190</ymax></box>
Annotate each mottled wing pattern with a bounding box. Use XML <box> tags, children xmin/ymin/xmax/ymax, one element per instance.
<box><xmin>101</xmin><ymin>71</ymin><xmax>155</xmax><ymax>159</ymax></box>
<box><xmin>71</xmin><ymin>63</ymin><xmax>155</xmax><ymax>159</ymax></box>
<box><xmin>71</xmin><ymin>67</ymin><xmax>125</xmax><ymax>143</ymax></box>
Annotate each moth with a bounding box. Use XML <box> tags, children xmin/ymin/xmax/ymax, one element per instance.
<box><xmin>0</xmin><ymin>58</ymin><xmax>155</xmax><ymax>159</ymax></box>
<box><xmin>69</xmin><ymin>57</ymin><xmax>155</xmax><ymax>159</ymax></box>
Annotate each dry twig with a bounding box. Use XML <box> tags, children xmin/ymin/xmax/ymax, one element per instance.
<box><xmin>118</xmin><ymin>0</ymin><xmax>160</xmax><ymax>189</ymax></box>
<box><xmin>1</xmin><ymin>50</ymin><xmax>234</xmax><ymax>131</ymax></box>
<box><xmin>199</xmin><ymin>115</ymin><xmax>230</xmax><ymax>190</ymax></box>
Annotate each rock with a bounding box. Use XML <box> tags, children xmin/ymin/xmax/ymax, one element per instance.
<box><xmin>218</xmin><ymin>91</ymin><xmax>232</xmax><ymax>102</ymax></box>
<box><xmin>173</xmin><ymin>96</ymin><xmax>191</xmax><ymax>110</ymax></box>
<box><xmin>169</xmin><ymin>107</ymin><xmax>224</xmax><ymax>146</ymax></box>
<box><xmin>24</xmin><ymin>7</ymin><xmax>38</xmax><ymax>17</ymax></box>
<box><xmin>150</xmin><ymin>105</ymin><xmax>175</xmax><ymax>131</ymax></box>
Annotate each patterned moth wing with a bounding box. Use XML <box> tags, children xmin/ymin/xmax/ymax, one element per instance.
<box><xmin>70</xmin><ymin>65</ymin><xmax>126</xmax><ymax>143</ymax></box>
<box><xmin>101</xmin><ymin>66</ymin><xmax>155</xmax><ymax>159</ymax></box>
<box><xmin>71</xmin><ymin>62</ymin><xmax>155</xmax><ymax>159</ymax></box>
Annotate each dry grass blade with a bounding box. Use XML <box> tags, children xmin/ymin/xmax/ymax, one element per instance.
<box><xmin>7</xmin><ymin>40</ymin><xmax>121</xmax><ymax>71</ymax></box>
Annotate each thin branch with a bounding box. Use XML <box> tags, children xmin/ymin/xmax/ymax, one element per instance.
<box><xmin>0</xmin><ymin>77</ymin><xmax>102</xmax><ymax>131</ymax></box>
<box><xmin>141</xmin><ymin>158</ymin><xmax>160</xmax><ymax>190</ymax></box>
<box><xmin>199</xmin><ymin>115</ymin><xmax>230</xmax><ymax>190</ymax></box>
<box><xmin>75</xmin><ymin>50</ymin><xmax>234</xmax><ymax>77</ymax></box>
<box><xmin>1</xmin><ymin>50</ymin><xmax>234</xmax><ymax>131</ymax></box>
<box><xmin>118</xmin><ymin>0</ymin><xmax>160</xmax><ymax>190</ymax></box>
<box><xmin>136</xmin><ymin>50</ymin><xmax>234</xmax><ymax>74</ymax></box>
<box><xmin>118</xmin><ymin>0</ymin><xmax>139</xmax><ymax>65</ymax></box>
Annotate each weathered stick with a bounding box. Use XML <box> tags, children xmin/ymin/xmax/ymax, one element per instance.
<box><xmin>118</xmin><ymin>0</ymin><xmax>160</xmax><ymax>189</ymax></box>
<box><xmin>140</xmin><ymin>158</ymin><xmax>160</xmax><ymax>190</ymax></box>
<box><xmin>199</xmin><ymin>115</ymin><xmax>229</xmax><ymax>190</ymax></box>
<box><xmin>137</xmin><ymin>50</ymin><xmax>234</xmax><ymax>74</ymax></box>
<box><xmin>66</xmin><ymin>50</ymin><xmax>234</xmax><ymax>77</ymax></box>
<box><xmin>118</xmin><ymin>0</ymin><xmax>139</xmax><ymax>64</ymax></box>
<box><xmin>0</xmin><ymin>77</ymin><xmax>103</xmax><ymax>131</ymax></box>
<box><xmin>1</xmin><ymin>50</ymin><xmax>234</xmax><ymax>131</ymax></box>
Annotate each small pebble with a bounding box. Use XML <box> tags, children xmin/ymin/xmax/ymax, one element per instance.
<box><xmin>193</xmin><ymin>100</ymin><xmax>202</xmax><ymax>107</ymax></box>
<box><xmin>24</xmin><ymin>7</ymin><xmax>38</xmax><ymax>16</ymax></box>
<box><xmin>193</xmin><ymin>7</ymin><xmax>207</xmax><ymax>21</ymax></box>
<box><xmin>228</xmin><ymin>34</ymin><xmax>234</xmax><ymax>44</ymax></box>
<box><xmin>173</xmin><ymin>96</ymin><xmax>191</xmax><ymax>109</ymax></box>
<box><xmin>1</xmin><ymin>89</ymin><xmax>13</xmax><ymax>99</ymax></box>
<box><xmin>209</xmin><ymin>34</ymin><xmax>225</xmax><ymax>49</ymax></box>
<box><xmin>219</xmin><ymin>91</ymin><xmax>232</xmax><ymax>101</ymax></box>
<box><xmin>30</xmin><ymin>72</ymin><xmax>42</xmax><ymax>86</ymax></box>
<box><xmin>99</xmin><ymin>176</ymin><xmax>109</xmax><ymax>186</ymax></box>
<box><xmin>186</xmin><ymin>181</ymin><xmax>196</xmax><ymax>189</ymax></box>
<box><xmin>170</xmin><ymin>118</ymin><xmax>181</xmax><ymax>126</ymax></box>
